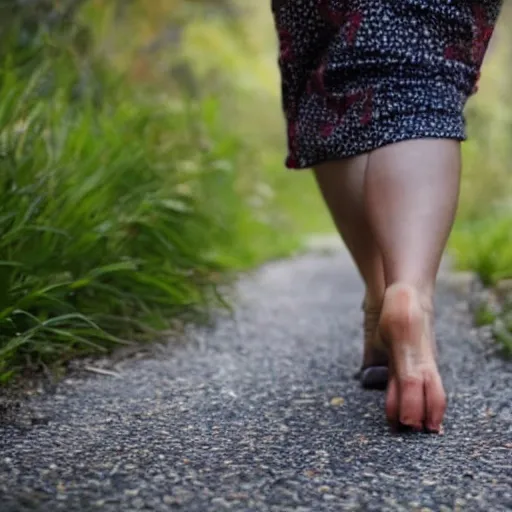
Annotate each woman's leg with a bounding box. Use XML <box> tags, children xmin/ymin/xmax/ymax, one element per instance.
<box><xmin>314</xmin><ymin>158</ymin><xmax>387</xmax><ymax>373</ymax></box>
<box><xmin>365</xmin><ymin>138</ymin><xmax>461</xmax><ymax>433</ymax></box>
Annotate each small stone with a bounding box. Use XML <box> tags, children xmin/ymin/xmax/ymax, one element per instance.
<box><xmin>211</xmin><ymin>497</ymin><xmax>232</xmax><ymax>509</ymax></box>
<box><xmin>227</xmin><ymin>492</ymin><xmax>249</xmax><ymax>501</ymax></box>
<box><xmin>163</xmin><ymin>495</ymin><xmax>176</xmax><ymax>505</ymax></box>
<box><xmin>329</xmin><ymin>397</ymin><xmax>345</xmax><ymax>407</ymax></box>
<box><xmin>132</xmin><ymin>497</ymin><xmax>145</xmax><ymax>509</ymax></box>
<box><xmin>454</xmin><ymin>498</ymin><xmax>467</xmax><ymax>511</ymax></box>
<box><xmin>318</xmin><ymin>485</ymin><xmax>331</xmax><ymax>493</ymax></box>
<box><xmin>31</xmin><ymin>415</ymin><xmax>50</xmax><ymax>426</ymax></box>
<box><xmin>125</xmin><ymin>489</ymin><xmax>140</xmax><ymax>497</ymax></box>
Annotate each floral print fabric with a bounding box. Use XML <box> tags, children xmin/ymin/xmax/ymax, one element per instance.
<box><xmin>271</xmin><ymin>0</ymin><xmax>503</xmax><ymax>169</ymax></box>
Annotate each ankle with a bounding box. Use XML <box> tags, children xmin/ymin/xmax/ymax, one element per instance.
<box><xmin>363</xmin><ymin>290</ymin><xmax>384</xmax><ymax>312</ymax></box>
<box><xmin>379</xmin><ymin>283</ymin><xmax>429</xmax><ymax>342</ymax></box>
<box><xmin>385</xmin><ymin>282</ymin><xmax>433</xmax><ymax>312</ymax></box>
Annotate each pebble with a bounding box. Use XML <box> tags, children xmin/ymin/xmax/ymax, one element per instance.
<box><xmin>0</xmin><ymin>253</ymin><xmax>510</xmax><ymax>512</ymax></box>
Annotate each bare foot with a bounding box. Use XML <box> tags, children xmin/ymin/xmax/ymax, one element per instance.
<box><xmin>357</xmin><ymin>298</ymin><xmax>388</xmax><ymax>390</ymax></box>
<box><xmin>379</xmin><ymin>283</ymin><xmax>446</xmax><ymax>433</ymax></box>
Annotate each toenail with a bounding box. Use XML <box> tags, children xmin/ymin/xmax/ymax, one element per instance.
<box><xmin>428</xmin><ymin>424</ymin><xmax>444</xmax><ymax>435</ymax></box>
<box><xmin>401</xmin><ymin>418</ymin><xmax>422</xmax><ymax>430</ymax></box>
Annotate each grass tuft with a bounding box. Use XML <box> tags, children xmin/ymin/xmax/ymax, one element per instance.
<box><xmin>0</xmin><ymin>22</ymin><xmax>303</xmax><ymax>380</ymax></box>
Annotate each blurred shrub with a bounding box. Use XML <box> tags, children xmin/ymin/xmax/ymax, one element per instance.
<box><xmin>450</xmin><ymin>5</ymin><xmax>512</xmax><ymax>288</ymax></box>
<box><xmin>451</xmin><ymin>217</ymin><xmax>512</xmax><ymax>286</ymax></box>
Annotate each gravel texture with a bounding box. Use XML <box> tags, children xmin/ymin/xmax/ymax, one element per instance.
<box><xmin>1</xmin><ymin>250</ymin><xmax>511</xmax><ymax>511</ymax></box>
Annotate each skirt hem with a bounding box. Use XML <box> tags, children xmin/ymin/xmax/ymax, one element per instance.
<box><xmin>286</xmin><ymin>112</ymin><xmax>466</xmax><ymax>170</ymax></box>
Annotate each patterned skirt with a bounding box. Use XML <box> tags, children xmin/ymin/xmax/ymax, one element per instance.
<box><xmin>271</xmin><ymin>0</ymin><xmax>503</xmax><ymax>169</ymax></box>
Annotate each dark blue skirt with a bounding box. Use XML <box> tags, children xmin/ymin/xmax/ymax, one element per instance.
<box><xmin>271</xmin><ymin>0</ymin><xmax>503</xmax><ymax>169</ymax></box>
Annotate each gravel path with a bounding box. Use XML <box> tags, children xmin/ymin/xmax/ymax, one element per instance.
<box><xmin>1</xmin><ymin>249</ymin><xmax>511</xmax><ymax>512</ymax></box>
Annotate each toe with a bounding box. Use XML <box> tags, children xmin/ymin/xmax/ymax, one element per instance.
<box><xmin>425</xmin><ymin>370</ymin><xmax>447</xmax><ymax>433</ymax></box>
<box><xmin>385</xmin><ymin>375</ymin><xmax>399</xmax><ymax>427</ymax></box>
<box><xmin>398</xmin><ymin>375</ymin><xmax>425</xmax><ymax>430</ymax></box>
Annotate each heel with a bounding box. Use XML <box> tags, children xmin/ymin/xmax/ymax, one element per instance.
<box><xmin>379</xmin><ymin>283</ymin><xmax>424</xmax><ymax>350</ymax></box>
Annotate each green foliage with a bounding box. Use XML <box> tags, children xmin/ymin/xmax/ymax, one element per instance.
<box><xmin>0</xmin><ymin>1</ymin><xmax>306</xmax><ymax>381</ymax></box>
<box><xmin>448</xmin><ymin>6</ymin><xmax>512</xmax><ymax>353</ymax></box>
<box><xmin>493</xmin><ymin>322</ymin><xmax>512</xmax><ymax>357</ymax></box>
<box><xmin>474</xmin><ymin>304</ymin><xmax>497</xmax><ymax>327</ymax></box>
<box><xmin>0</xmin><ymin>63</ymin><xmax>201</xmax><ymax>374</ymax></box>
<box><xmin>450</xmin><ymin>217</ymin><xmax>512</xmax><ymax>286</ymax></box>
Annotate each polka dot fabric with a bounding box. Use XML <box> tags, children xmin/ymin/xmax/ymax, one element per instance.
<box><xmin>271</xmin><ymin>0</ymin><xmax>503</xmax><ymax>169</ymax></box>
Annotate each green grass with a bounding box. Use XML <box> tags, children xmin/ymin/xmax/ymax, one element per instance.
<box><xmin>449</xmin><ymin>216</ymin><xmax>512</xmax><ymax>356</ymax></box>
<box><xmin>450</xmin><ymin>216</ymin><xmax>512</xmax><ymax>287</ymax></box>
<box><xmin>0</xmin><ymin>33</ymin><xmax>305</xmax><ymax>381</ymax></box>
<box><xmin>474</xmin><ymin>304</ymin><xmax>497</xmax><ymax>327</ymax></box>
<box><xmin>447</xmin><ymin>7</ymin><xmax>512</xmax><ymax>356</ymax></box>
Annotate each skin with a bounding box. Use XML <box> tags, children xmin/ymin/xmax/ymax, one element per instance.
<box><xmin>314</xmin><ymin>138</ymin><xmax>461</xmax><ymax>433</ymax></box>
<box><xmin>313</xmin><ymin>151</ymin><xmax>387</xmax><ymax>369</ymax></box>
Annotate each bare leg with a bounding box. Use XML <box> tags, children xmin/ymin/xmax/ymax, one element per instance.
<box><xmin>365</xmin><ymin>139</ymin><xmax>461</xmax><ymax>433</ymax></box>
<box><xmin>314</xmin><ymin>158</ymin><xmax>387</xmax><ymax>375</ymax></box>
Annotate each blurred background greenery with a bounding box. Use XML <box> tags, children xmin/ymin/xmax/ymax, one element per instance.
<box><xmin>1</xmin><ymin>0</ymin><xmax>511</xmax><ymax>380</ymax></box>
